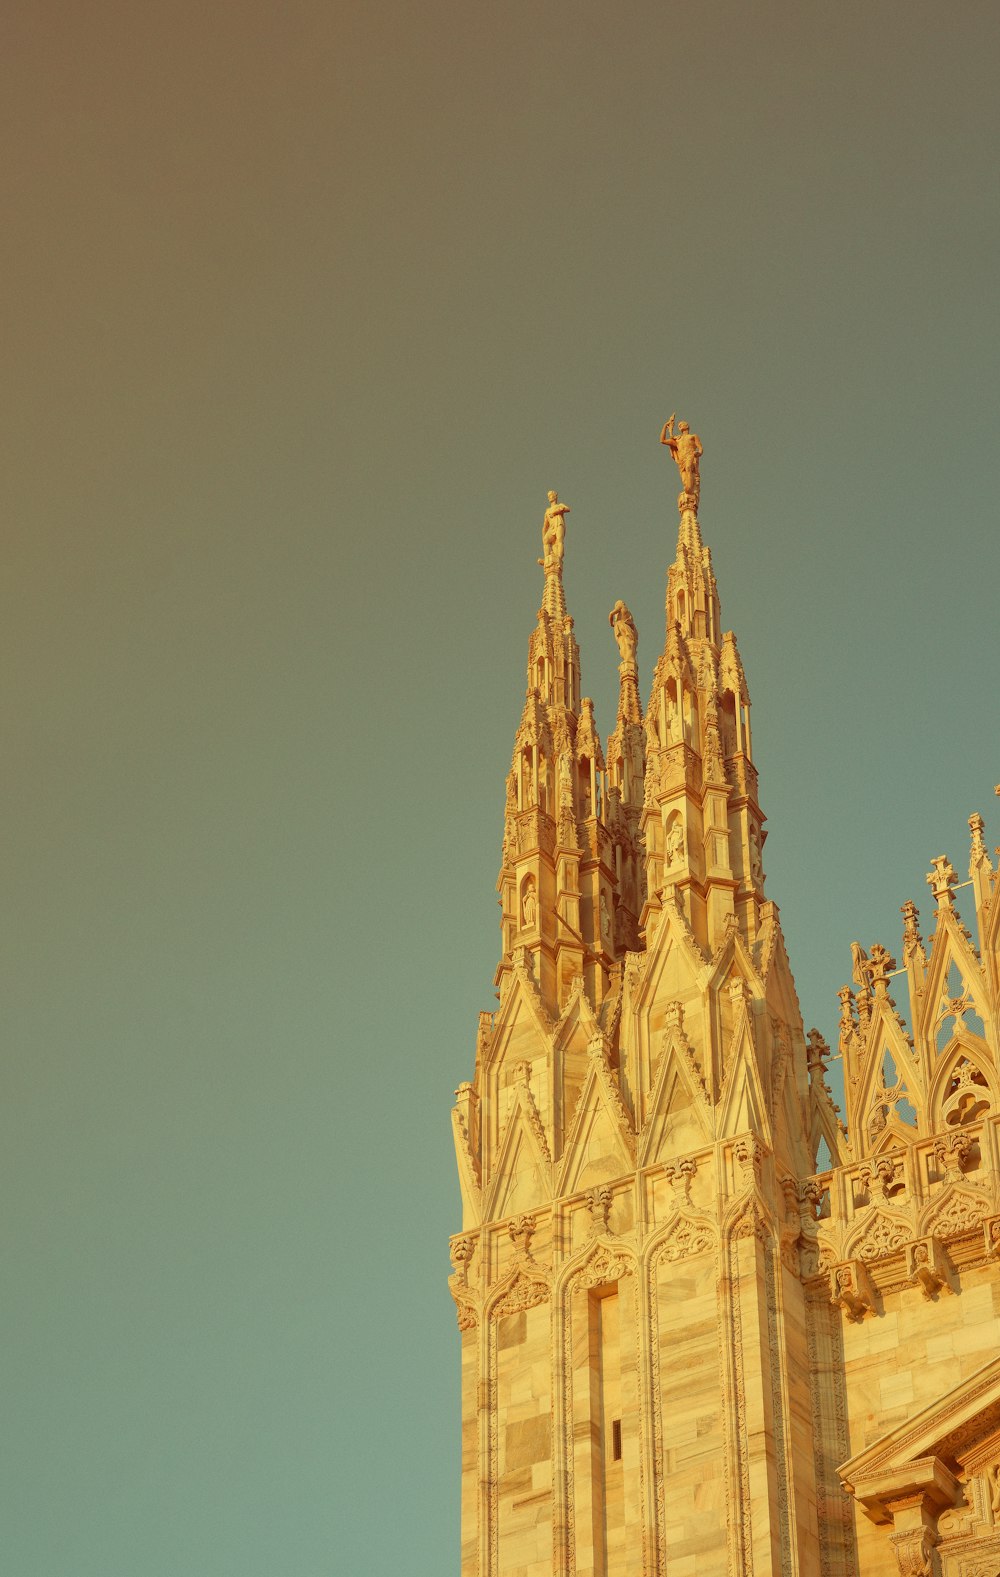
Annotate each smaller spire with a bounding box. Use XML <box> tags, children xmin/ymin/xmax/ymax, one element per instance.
<box><xmin>538</xmin><ymin>491</ymin><xmax>570</xmax><ymax>618</ymax></box>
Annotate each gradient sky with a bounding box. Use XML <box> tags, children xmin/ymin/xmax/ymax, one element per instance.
<box><xmin>2</xmin><ymin>2</ymin><xmax>999</xmax><ymax>1573</ymax></box>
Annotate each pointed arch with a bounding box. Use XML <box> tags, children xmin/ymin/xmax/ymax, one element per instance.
<box><xmin>556</xmin><ymin>1055</ymin><xmax>635</xmax><ymax>1198</ymax></box>
<box><xmin>844</xmin><ymin>1207</ymin><xmax>911</xmax><ymax>1263</ymax></box>
<box><xmin>640</xmin><ymin>1023</ymin><xmax>712</xmax><ymax>1164</ymax></box>
<box><xmin>716</xmin><ymin>1001</ymin><xmax>773</xmax><ymax>1146</ymax></box>
<box><xmin>918</xmin><ymin>1183</ymin><xmax>990</xmax><ymax>1242</ymax></box>
<box><xmin>918</xmin><ymin>912</ymin><xmax>991</xmax><ymax>1046</ymax></box>
<box><xmin>850</xmin><ymin>996</ymin><xmax>923</xmax><ymax>1146</ymax></box>
<box><xmin>556</xmin><ymin>1233</ymin><xmax>638</xmax><ymax>1297</ymax></box>
<box><xmin>643</xmin><ymin>1208</ymin><xmax>717</xmax><ymax>1268</ymax></box>
<box><xmin>485</xmin><ymin>1259</ymin><xmax>552</xmax><ymax>1321</ymax></box>
<box><xmin>928</xmin><ymin>1033</ymin><xmax>996</xmax><ymax>1129</ymax></box>
<box><xmin>483</xmin><ymin>1090</ymin><xmax>553</xmax><ymax>1221</ymax></box>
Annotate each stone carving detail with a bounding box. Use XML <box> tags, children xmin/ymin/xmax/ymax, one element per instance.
<box><xmin>906</xmin><ymin>1236</ymin><xmax>951</xmax><ymax>1299</ymax></box>
<box><xmin>934</xmin><ymin>1130</ymin><xmax>975</xmax><ymax>1180</ymax></box>
<box><xmin>923</xmin><ymin>1186</ymin><xmax>989</xmax><ymax>1241</ymax></box>
<box><xmin>830</xmin><ymin>1259</ymin><xmax>877</xmax><ymax>1321</ymax></box>
<box><xmin>587</xmin><ymin>1033</ymin><xmax>636</xmax><ymax>1146</ymax></box>
<box><xmin>851</xmin><ymin>1209</ymin><xmax>910</xmax><ymax>1262</ymax></box>
<box><xmin>571</xmin><ymin>1242</ymin><xmax>633</xmax><ymax>1291</ymax></box>
<box><xmin>984</xmin><ymin>1215</ymin><xmax>1000</xmax><ymax>1258</ymax></box>
<box><xmin>888</xmin><ymin>1526</ymin><xmax>934</xmax><ymax>1576</ymax></box>
<box><xmin>859</xmin><ymin>1154</ymin><xmax>905</xmax><ymax>1204</ymax></box>
<box><xmin>771</xmin><ymin>1019</ymin><xmax>791</xmax><ymax>1113</ymax></box>
<box><xmin>665</xmin><ymin>816</ymin><xmax>685</xmax><ymax>869</ymax></box>
<box><xmin>900</xmin><ymin>899</ymin><xmax>927</xmax><ymax>966</ymax></box>
<box><xmin>661</xmin><ymin>1002</ymin><xmax>710</xmax><ymax>1102</ymax></box>
<box><xmin>660</xmin><ymin>413</ymin><xmax>704</xmax><ymax>508</ymax></box>
<box><xmin>512</xmin><ymin>1060</ymin><xmax>552</xmax><ymax>1163</ymax></box>
<box><xmin>491</xmin><ymin>1269</ymin><xmax>549</xmax><ymax>1319</ymax></box>
<box><xmin>735</xmin><ymin>1135</ymin><xmax>766</xmax><ymax>1186</ymax></box>
<box><xmin>539</xmin><ymin>490</ymin><xmax>569</xmax><ymax>573</ymax></box>
<box><xmin>508</xmin><ymin>1213</ymin><xmax>537</xmax><ymax>1260</ymax></box>
<box><xmin>450</xmin><ymin>1235</ymin><xmax>476</xmax><ymax>1286</ymax></box>
<box><xmin>585</xmin><ymin>1183</ymin><xmax>613</xmax><ymax>1237</ymax></box>
<box><xmin>664</xmin><ymin>1155</ymin><xmax>697</xmax><ymax>1204</ymax></box>
<box><xmin>969</xmin><ymin>810</ymin><xmax>990</xmax><ymax>867</ymax></box>
<box><xmin>927</xmin><ymin>854</ymin><xmax>959</xmax><ymax>909</ymax></box>
<box><xmin>731</xmin><ymin>1193</ymin><xmax>769</xmax><ymax>1241</ymax></box>
<box><xmin>656</xmin><ymin>1210</ymin><xmax>715</xmax><ymax>1263</ymax></box>
<box><xmin>608</xmin><ymin>599</ymin><xmax>638</xmax><ymax>664</ymax></box>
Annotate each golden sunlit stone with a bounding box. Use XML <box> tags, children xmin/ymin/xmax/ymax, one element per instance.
<box><xmin>449</xmin><ymin>426</ymin><xmax>1000</xmax><ymax>1575</ymax></box>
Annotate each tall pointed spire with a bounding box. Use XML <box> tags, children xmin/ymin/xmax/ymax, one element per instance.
<box><xmin>495</xmin><ymin>494</ymin><xmax>633</xmax><ymax>1014</ymax></box>
<box><xmin>642</xmin><ymin>417</ymin><xmax>767</xmax><ymax>954</ymax></box>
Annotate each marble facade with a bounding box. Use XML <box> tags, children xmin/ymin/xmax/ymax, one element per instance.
<box><xmin>449</xmin><ymin>429</ymin><xmax>1000</xmax><ymax>1575</ymax></box>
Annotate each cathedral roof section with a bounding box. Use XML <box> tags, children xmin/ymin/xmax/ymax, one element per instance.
<box><xmin>826</xmin><ymin>799</ymin><xmax>1000</xmax><ymax>1165</ymax></box>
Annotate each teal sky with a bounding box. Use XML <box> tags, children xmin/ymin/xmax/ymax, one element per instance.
<box><xmin>2</xmin><ymin>3</ymin><xmax>998</xmax><ymax>1572</ymax></box>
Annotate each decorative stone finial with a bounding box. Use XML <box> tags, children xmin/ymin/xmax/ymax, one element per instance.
<box><xmin>806</xmin><ymin>1029</ymin><xmax>830</xmax><ymax>1079</ymax></box>
<box><xmin>508</xmin><ymin>1213</ymin><xmax>536</xmax><ymax>1261</ymax></box>
<box><xmin>969</xmin><ymin>812</ymin><xmax>989</xmax><ymax>869</ymax></box>
<box><xmin>926</xmin><ymin>855</ymin><xmax>958</xmax><ymax>910</ymax></box>
<box><xmin>900</xmin><ymin>900</ymin><xmax>926</xmax><ymax>966</ymax></box>
<box><xmin>450</xmin><ymin>1235</ymin><xmax>476</xmax><ymax>1286</ymax></box>
<box><xmin>585</xmin><ymin>1184</ymin><xmax>613</xmax><ymax>1237</ymax></box>
<box><xmin>660</xmin><ymin>413</ymin><xmax>704</xmax><ymax>511</ymax></box>
<box><xmin>865</xmin><ymin>942</ymin><xmax>897</xmax><ymax>990</ymax></box>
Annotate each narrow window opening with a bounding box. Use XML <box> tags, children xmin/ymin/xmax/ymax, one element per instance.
<box><xmin>611</xmin><ymin>1418</ymin><xmax>622</xmax><ymax>1461</ymax></box>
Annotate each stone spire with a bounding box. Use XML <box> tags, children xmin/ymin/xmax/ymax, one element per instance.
<box><xmin>496</xmin><ymin>494</ymin><xmax>628</xmax><ymax>1014</ymax></box>
<box><xmin>604</xmin><ymin>600</ymin><xmax>646</xmax><ymax>952</ymax></box>
<box><xmin>643</xmin><ymin>419</ymin><xmax>767</xmax><ymax>954</ymax></box>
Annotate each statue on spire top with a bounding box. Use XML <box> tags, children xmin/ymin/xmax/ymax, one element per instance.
<box><xmin>660</xmin><ymin>414</ymin><xmax>703</xmax><ymax>509</ymax></box>
<box><xmin>538</xmin><ymin>491</ymin><xmax>570</xmax><ymax>573</ymax></box>
<box><xmin>609</xmin><ymin>600</ymin><xmax>638</xmax><ymax>665</ymax></box>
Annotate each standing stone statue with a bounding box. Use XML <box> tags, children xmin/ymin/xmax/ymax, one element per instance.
<box><xmin>538</xmin><ymin>491</ymin><xmax>570</xmax><ymax>571</ymax></box>
<box><xmin>660</xmin><ymin>414</ymin><xmax>704</xmax><ymax>506</ymax></box>
<box><xmin>608</xmin><ymin>599</ymin><xmax>638</xmax><ymax>665</ymax></box>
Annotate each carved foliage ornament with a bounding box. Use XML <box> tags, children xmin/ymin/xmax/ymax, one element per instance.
<box><xmin>851</xmin><ymin>1209</ymin><xmax>910</xmax><ymax>1262</ymax></box>
<box><xmin>655</xmin><ymin>1211</ymin><xmax>716</xmax><ymax>1263</ymax></box>
<box><xmin>924</xmin><ymin>1186</ymin><xmax>989</xmax><ymax>1242</ymax></box>
<box><xmin>572</xmin><ymin>1243</ymin><xmax>633</xmax><ymax>1292</ymax></box>
<box><xmin>888</xmin><ymin>1527</ymin><xmax>934</xmax><ymax>1577</ymax></box>
<box><xmin>491</xmin><ymin>1270</ymin><xmax>549</xmax><ymax>1319</ymax></box>
<box><xmin>730</xmin><ymin>1194</ymin><xmax>769</xmax><ymax>1242</ymax></box>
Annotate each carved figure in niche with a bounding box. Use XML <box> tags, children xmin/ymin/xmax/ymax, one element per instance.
<box><xmin>520</xmin><ymin>878</ymin><xmax>537</xmax><ymax>928</ymax></box>
<box><xmin>665</xmin><ymin>817</ymin><xmax>684</xmax><ymax>868</ymax></box>
<box><xmin>660</xmin><ymin>414</ymin><xmax>704</xmax><ymax>505</ymax></box>
<box><xmin>749</xmin><ymin>826</ymin><xmax>763</xmax><ymax>887</ymax></box>
<box><xmin>599</xmin><ymin>892</ymin><xmax>612</xmax><ymax>943</ymax></box>
<box><xmin>908</xmin><ymin>1239</ymin><xmax>948</xmax><ymax>1299</ymax></box>
<box><xmin>538</xmin><ymin>491</ymin><xmax>570</xmax><ymax>572</ymax></box>
<box><xmin>990</xmin><ymin>1461</ymin><xmax>1000</xmax><ymax>1515</ymax></box>
<box><xmin>608</xmin><ymin>599</ymin><xmax>638</xmax><ymax>664</ymax></box>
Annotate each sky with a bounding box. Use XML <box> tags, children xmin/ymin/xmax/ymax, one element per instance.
<box><xmin>1</xmin><ymin>2</ymin><xmax>998</xmax><ymax>1573</ymax></box>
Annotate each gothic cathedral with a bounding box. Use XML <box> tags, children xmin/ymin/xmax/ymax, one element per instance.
<box><xmin>448</xmin><ymin>426</ymin><xmax>1000</xmax><ymax>1577</ymax></box>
